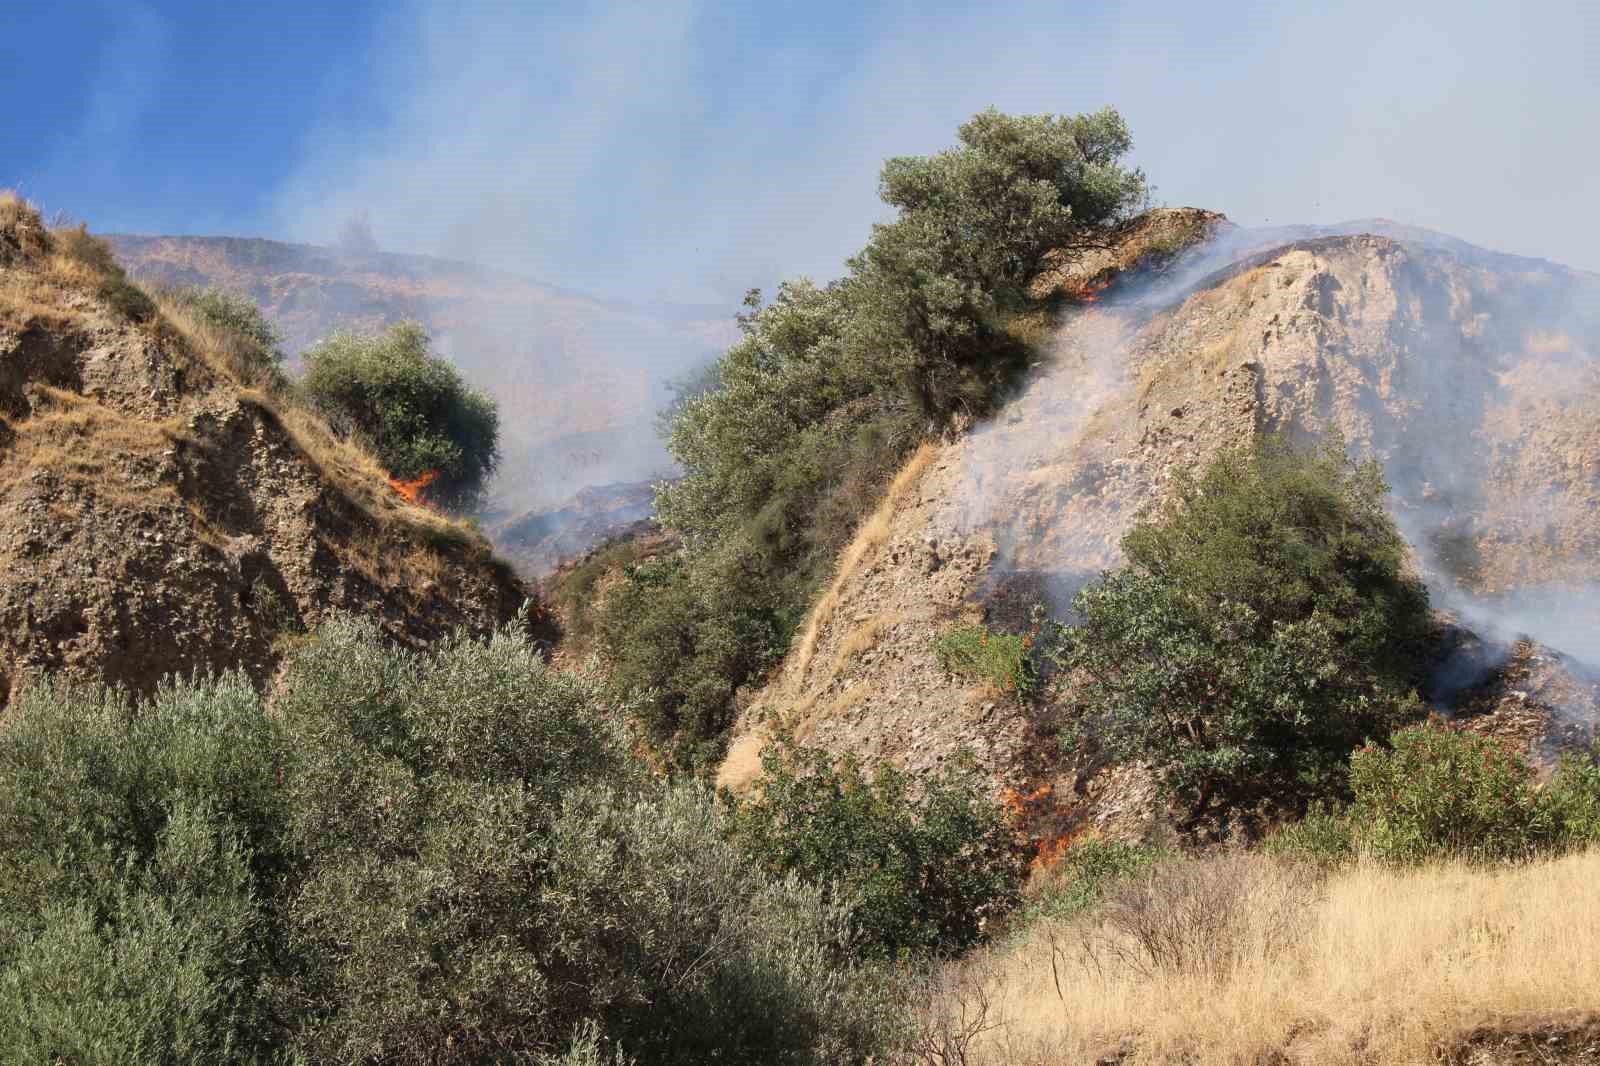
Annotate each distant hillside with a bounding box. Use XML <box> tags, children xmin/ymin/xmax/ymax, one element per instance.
<box><xmin>107</xmin><ymin>235</ymin><xmax>738</xmax><ymax>521</ymax></box>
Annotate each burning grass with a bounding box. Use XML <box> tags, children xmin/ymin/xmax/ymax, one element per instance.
<box><xmin>924</xmin><ymin>847</ymin><xmax>1600</xmax><ymax>1065</ymax></box>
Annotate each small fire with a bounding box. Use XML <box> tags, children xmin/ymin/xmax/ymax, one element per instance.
<box><xmin>1073</xmin><ymin>278</ymin><xmax>1112</xmax><ymax>304</ymax></box>
<box><xmin>388</xmin><ymin>469</ymin><xmax>439</xmax><ymax>506</ymax></box>
<box><xmin>1000</xmin><ymin>781</ymin><xmax>1091</xmax><ymax>870</ymax></box>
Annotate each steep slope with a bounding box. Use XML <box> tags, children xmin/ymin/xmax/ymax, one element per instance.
<box><xmin>722</xmin><ymin>209</ymin><xmax>1600</xmax><ymax>839</ymax></box>
<box><xmin>0</xmin><ymin>199</ymin><xmax>527</xmax><ymax>707</ymax></box>
<box><xmin>108</xmin><ymin>234</ymin><xmax>736</xmax><ymax>526</ymax></box>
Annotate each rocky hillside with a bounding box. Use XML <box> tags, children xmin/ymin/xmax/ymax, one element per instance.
<box><xmin>107</xmin><ymin>234</ymin><xmax>735</xmax><ymax>526</ymax></box>
<box><xmin>0</xmin><ymin>197</ymin><xmax>527</xmax><ymax>707</ymax></box>
<box><xmin>720</xmin><ymin>208</ymin><xmax>1600</xmax><ymax>840</ymax></box>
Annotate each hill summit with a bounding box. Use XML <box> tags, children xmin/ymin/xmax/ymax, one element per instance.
<box><xmin>720</xmin><ymin>208</ymin><xmax>1600</xmax><ymax>839</ymax></box>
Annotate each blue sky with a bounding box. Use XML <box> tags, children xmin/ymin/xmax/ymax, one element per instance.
<box><xmin>5</xmin><ymin>1</ymin><xmax>1597</xmax><ymax>301</ymax></box>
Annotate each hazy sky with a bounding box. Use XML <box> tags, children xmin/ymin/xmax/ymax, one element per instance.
<box><xmin>6</xmin><ymin>1</ymin><xmax>1597</xmax><ymax>302</ymax></box>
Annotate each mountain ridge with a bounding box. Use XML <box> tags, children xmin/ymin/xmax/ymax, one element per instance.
<box><xmin>715</xmin><ymin>209</ymin><xmax>1600</xmax><ymax>845</ymax></box>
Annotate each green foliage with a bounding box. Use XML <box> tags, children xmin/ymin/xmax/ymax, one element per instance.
<box><xmin>617</xmin><ymin>108</ymin><xmax>1145</xmax><ymax>761</ymax></box>
<box><xmin>933</xmin><ymin>623</ymin><xmax>1035</xmax><ymax>697</ymax></box>
<box><xmin>1265</xmin><ymin>732</ymin><xmax>1600</xmax><ymax>866</ymax></box>
<box><xmin>1048</xmin><ymin>437</ymin><xmax>1432</xmax><ymax>823</ymax></box>
<box><xmin>595</xmin><ymin>552</ymin><xmax>787</xmax><ymax>768</ymax></box>
<box><xmin>727</xmin><ymin>740</ymin><xmax>1025</xmax><ymax>958</ymax></box>
<box><xmin>167</xmin><ymin>285</ymin><xmax>286</xmax><ymax>384</ymax></box>
<box><xmin>1262</xmin><ymin>802</ymin><xmax>1357</xmax><ymax>866</ymax></box>
<box><xmin>1350</xmin><ymin>724</ymin><xmax>1558</xmax><ymax>863</ymax></box>
<box><xmin>0</xmin><ymin>618</ymin><xmax>903</xmax><ymax>1064</ymax></box>
<box><xmin>846</xmin><ymin>107</ymin><xmax>1146</xmax><ymax>422</ymax></box>
<box><xmin>300</xmin><ymin>322</ymin><xmax>500</xmax><ymax>510</ymax></box>
<box><xmin>1017</xmin><ymin>839</ymin><xmax>1165</xmax><ymax>925</ymax></box>
<box><xmin>0</xmin><ymin>675</ymin><xmax>279</xmax><ymax>1064</ymax></box>
<box><xmin>1545</xmin><ymin>746</ymin><xmax>1600</xmax><ymax>844</ymax></box>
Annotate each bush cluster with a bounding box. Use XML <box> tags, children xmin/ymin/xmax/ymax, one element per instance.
<box><xmin>162</xmin><ymin>284</ymin><xmax>287</xmax><ymax>386</ymax></box>
<box><xmin>300</xmin><ymin>322</ymin><xmax>500</xmax><ymax>511</ymax></box>
<box><xmin>600</xmin><ymin>109</ymin><xmax>1147</xmax><ymax>765</ymax></box>
<box><xmin>726</xmin><ymin>740</ymin><xmax>1026</xmax><ymax>958</ymax></box>
<box><xmin>0</xmin><ymin>619</ymin><xmax>906</xmax><ymax>1064</ymax></box>
<box><xmin>1269</xmin><ymin>724</ymin><xmax>1600</xmax><ymax>865</ymax></box>
<box><xmin>1047</xmin><ymin>436</ymin><xmax>1432</xmax><ymax>825</ymax></box>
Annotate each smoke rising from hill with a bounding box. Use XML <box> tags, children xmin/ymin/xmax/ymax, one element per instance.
<box><xmin>947</xmin><ymin>220</ymin><xmax>1600</xmax><ymax>724</ymax></box>
<box><xmin>264</xmin><ymin>0</ymin><xmax>1599</xmax><ymax>553</ymax></box>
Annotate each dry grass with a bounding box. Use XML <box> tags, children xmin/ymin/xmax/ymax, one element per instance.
<box><xmin>240</xmin><ymin>388</ymin><xmax>484</xmax><ymax>554</ymax></box>
<box><xmin>715</xmin><ymin>729</ymin><xmax>769</xmax><ymax>794</ymax></box>
<box><xmin>933</xmin><ymin>848</ymin><xmax>1600</xmax><ymax>1065</ymax></box>
<box><xmin>790</xmin><ymin>442</ymin><xmax>935</xmax><ymax>687</ymax></box>
<box><xmin>154</xmin><ymin>291</ymin><xmax>274</xmax><ymax>389</ymax></box>
<box><xmin>826</xmin><ymin>610</ymin><xmax>904</xmax><ymax>677</ymax></box>
<box><xmin>0</xmin><ymin>388</ymin><xmax>186</xmax><ymax>506</ymax></box>
<box><xmin>0</xmin><ymin>191</ymin><xmax>51</xmax><ymax>265</ymax></box>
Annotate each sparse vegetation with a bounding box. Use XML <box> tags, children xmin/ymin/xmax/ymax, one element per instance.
<box><xmin>934</xmin><ymin>623</ymin><xmax>1036</xmax><ymax>698</ymax></box>
<box><xmin>301</xmin><ymin>322</ymin><xmax>500</xmax><ymax>511</ymax></box>
<box><xmin>917</xmin><ymin>847</ymin><xmax>1600</xmax><ymax>1065</ymax></box>
<box><xmin>52</xmin><ymin>223</ymin><xmax>158</xmax><ymax>321</ymax></box>
<box><xmin>726</xmin><ymin>738</ymin><xmax>1026</xmax><ymax>958</ymax></box>
<box><xmin>159</xmin><ymin>285</ymin><xmax>286</xmax><ymax>386</ymax></box>
<box><xmin>1047</xmin><ymin>436</ymin><xmax>1432</xmax><ymax>826</ymax></box>
<box><xmin>1016</xmin><ymin>838</ymin><xmax>1165</xmax><ymax>925</ymax></box>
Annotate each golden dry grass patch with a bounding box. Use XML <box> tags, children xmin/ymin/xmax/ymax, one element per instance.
<box><xmin>790</xmin><ymin>442</ymin><xmax>936</xmax><ymax>688</ymax></box>
<box><xmin>715</xmin><ymin>728</ymin><xmax>769</xmax><ymax>795</ymax></box>
<box><xmin>826</xmin><ymin>610</ymin><xmax>904</xmax><ymax>678</ymax></box>
<box><xmin>949</xmin><ymin>849</ymin><xmax>1600</xmax><ymax>1066</ymax></box>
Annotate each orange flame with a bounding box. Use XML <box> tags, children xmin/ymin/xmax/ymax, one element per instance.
<box><xmin>999</xmin><ymin>781</ymin><xmax>1090</xmax><ymax>871</ymax></box>
<box><xmin>1073</xmin><ymin>278</ymin><xmax>1112</xmax><ymax>304</ymax></box>
<box><xmin>388</xmin><ymin>469</ymin><xmax>439</xmax><ymax>506</ymax></box>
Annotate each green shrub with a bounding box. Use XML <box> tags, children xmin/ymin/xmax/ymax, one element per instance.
<box><xmin>165</xmin><ymin>285</ymin><xmax>286</xmax><ymax>385</ymax></box>
<box><xmin>1265</xmin><ymin>735</ymin><xmax>1600</xmax><ymax>866</ymax></box>
<box><xmin>845</xmin><ymin>107</ymin><xmax>1146</xmax><ymax>422</ymax></box>
<box><xmin>595</xmin><ymin>548</ymin><xmax>790</xmax><ymax>769</ymax></box>
<box><xmin>300</xmin><ymin>322</ymin><xmax>499</xmax><ymax>510</ymax></box>
<box><xmin>1546</xmin><ymin>746</ymin><xmax>1600</xmax><ymax>844</ymax></box>
<box><xmin>1262</xmin><ymin>802</ymin><xmax>1357</xmax><ymax>866</ymax></box>
<box><xmin>1018</xmin><ymin>839</ymin><xmax>1165</xmax><ymax>925</ymax></box>
<box><xmin>0</xmin><ymin>675</ymin><xmax>279</xmax><ymax>1063</ymax></box>
<box><xmin>1047</xmin><ymin>436</ymin><xmax>1431</xmax><ymax>825</ymax></box>
<box><xmin>933</xmin><ymin>623</ymin><xmax>1035</xmax><ymax>697</ymax></box>
<box><xmin>0</xmin><ymin>618</ymin><xmax>905</xmax><ymax>1064</ymax></box>
<box><xmin>1349</xmin><ymin>724</ymin><xmax>1555</xmax><ymax>863</ymax></box>
<box><xmin>727</xmin><ymin>740</ymin><xmax>1025</xmax><ymax>958</ymax></box>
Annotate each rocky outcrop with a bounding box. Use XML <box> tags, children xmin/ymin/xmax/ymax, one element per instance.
<box><xmin>722</xmin><ymin>209</ymin><xmax>1600</xmax><ymax>842</ymax></box>
<box><xmin>0</xmin><ymin>205</ymin><xmax>527</xmax><ymax>707</ymax></box>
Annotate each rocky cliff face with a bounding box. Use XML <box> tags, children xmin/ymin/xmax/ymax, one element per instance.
<box><xmin>0</xmin><ymin>203</ymin><xmax>527</xmax><ymax>707</ymax></box>
<box><xmin>721</xmin><ymin>209</ymin><xmax>1600</xmax><ymax>840</ymax></box>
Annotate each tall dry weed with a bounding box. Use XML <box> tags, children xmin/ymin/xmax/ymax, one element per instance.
<box><xmin>941</xmin><ymin>847</ymin><xmax>1600</xmax><ymax>1065</ymax></box>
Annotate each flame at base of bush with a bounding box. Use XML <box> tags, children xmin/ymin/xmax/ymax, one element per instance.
<box><xmin>388</xmin><ymin>469</ymin><xmax>439</xmax><ymax>507</ymax></box>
